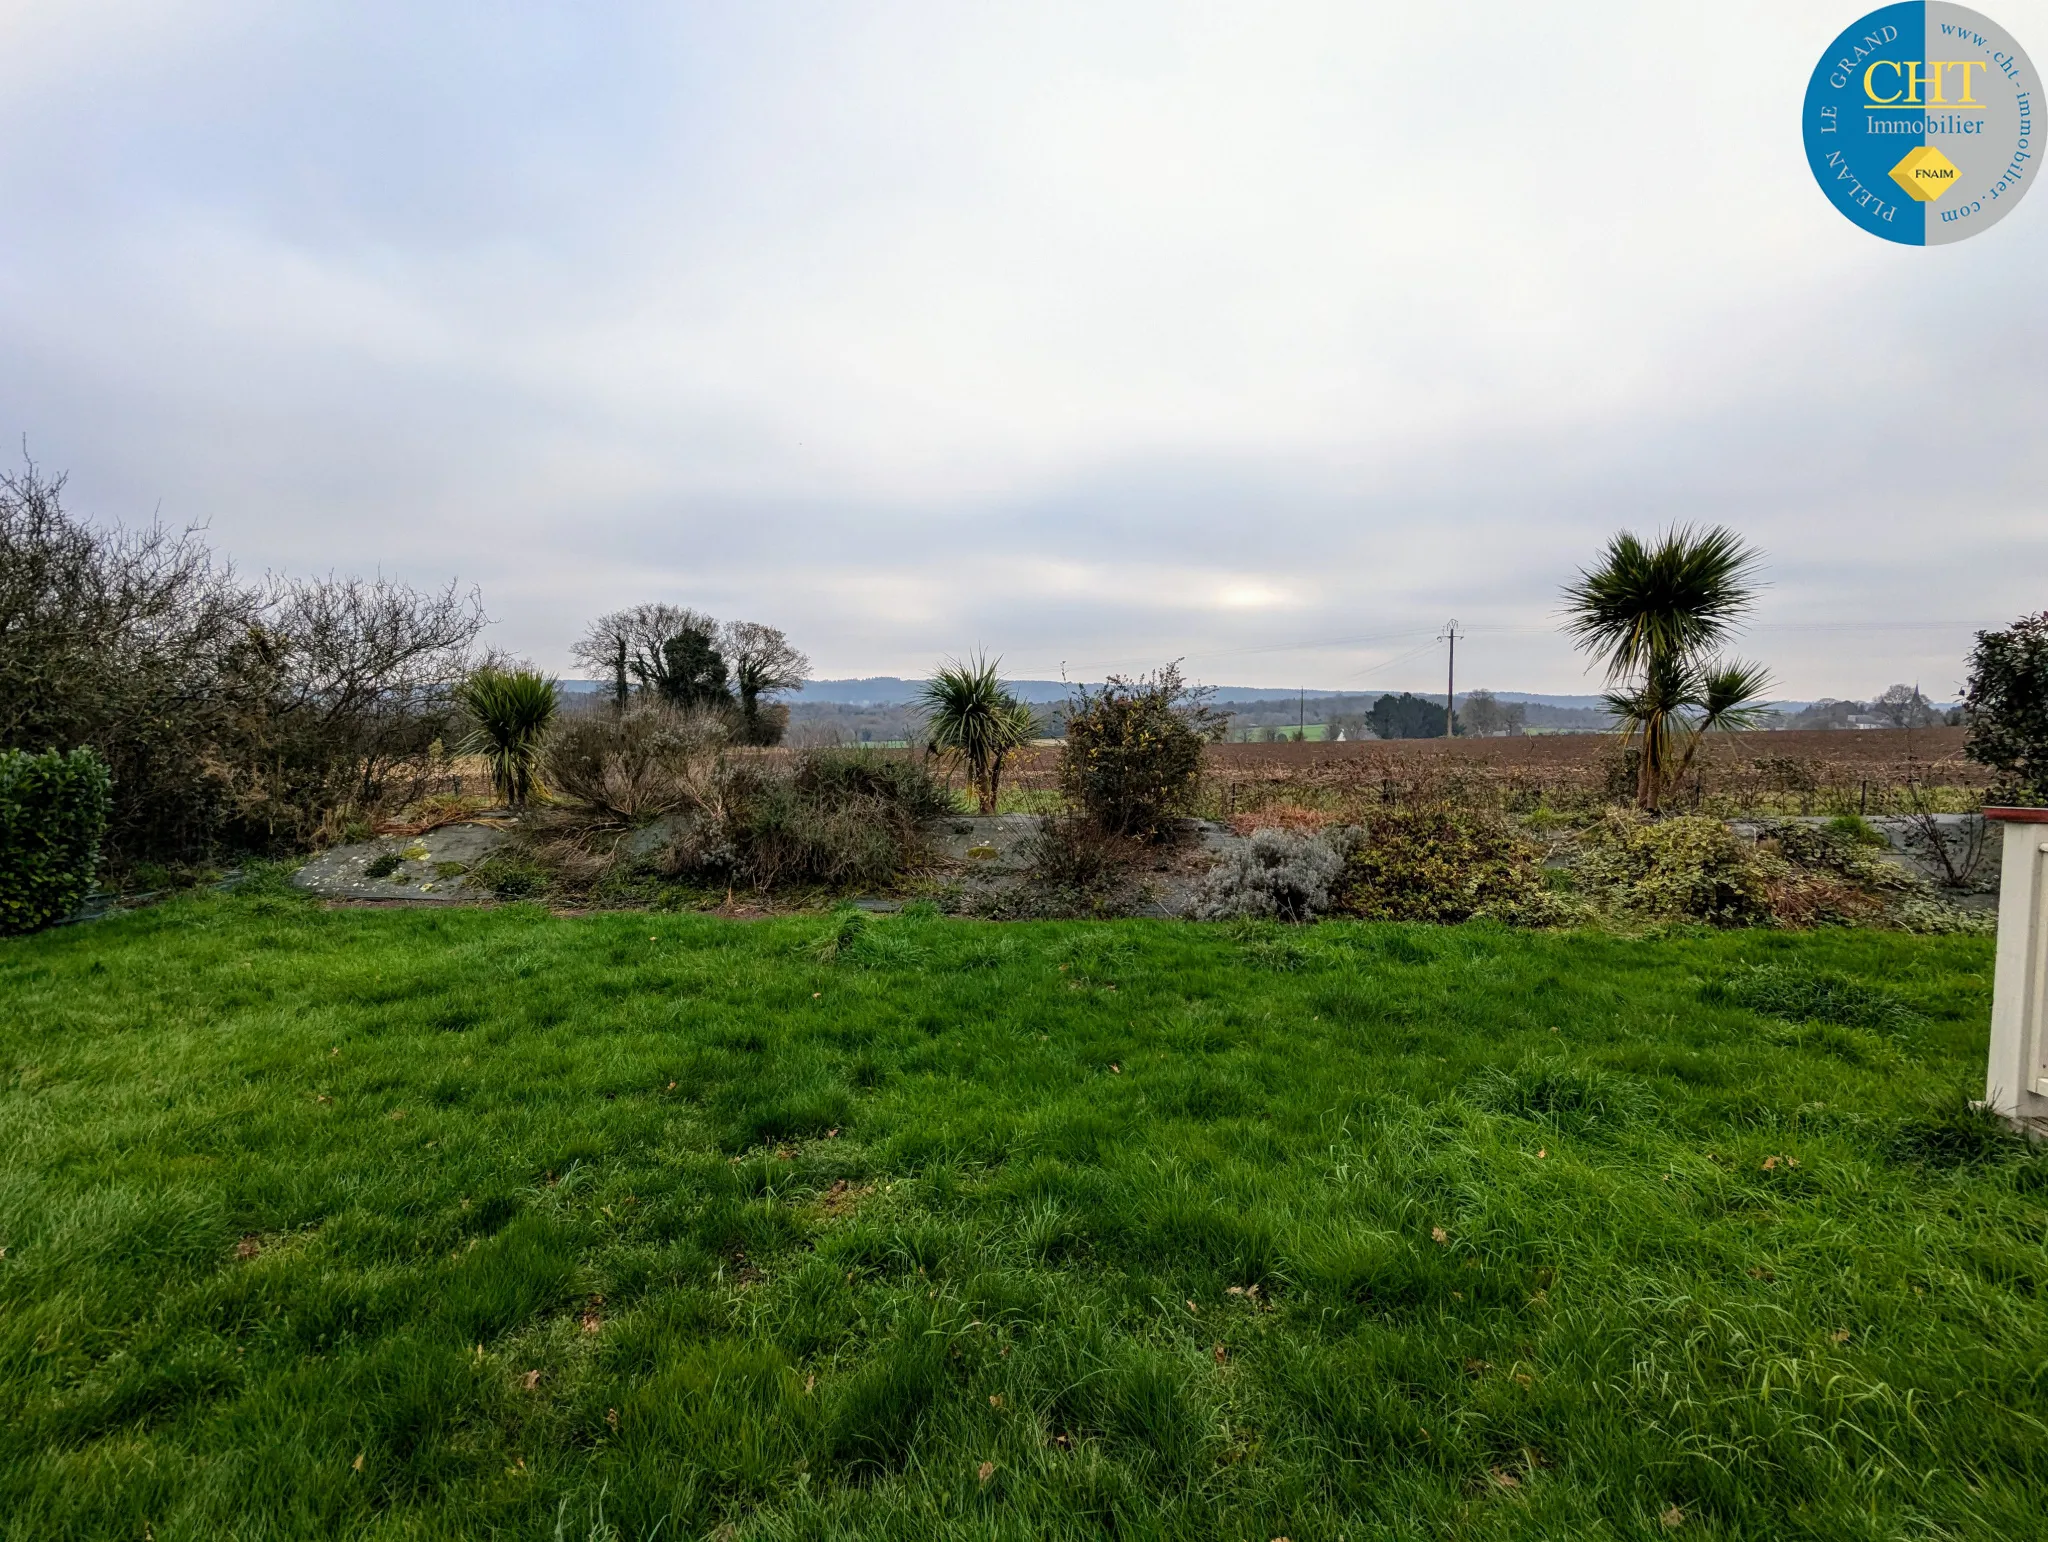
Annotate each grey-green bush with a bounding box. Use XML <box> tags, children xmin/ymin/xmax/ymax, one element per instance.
<box><xmin>0</xmin><ymin>746</ymin><xmax>112</xmax><ymax>934</ymax></box>
<box><xmin>1190</xmin><ymin>827</ymin><xmax>1358</xmax><ymax>922</ymax></box>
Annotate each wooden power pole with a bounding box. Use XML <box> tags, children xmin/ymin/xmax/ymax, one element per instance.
<box><xmin>1440</xmin><ymin>619</ymin><xmax>1461</xmax><ymax>738</ymax></box>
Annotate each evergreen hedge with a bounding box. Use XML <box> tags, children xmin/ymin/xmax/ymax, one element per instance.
<box><xmin>0</xmin><ymin>747</ymin><xmax>112</xmax><ymax>934</ymax></box>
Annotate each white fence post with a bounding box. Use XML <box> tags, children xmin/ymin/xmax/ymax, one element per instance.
<box><xmin>1984</xmin><ymin>807</ymin><xmax>2048</xmax><ymax>1132</ymax></box>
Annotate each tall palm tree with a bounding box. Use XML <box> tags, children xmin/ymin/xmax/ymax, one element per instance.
<box><xmin>918</xmin><ymin>654</ymin><xmax>1035</xmax><ymax>815</ymax></box>
<box><xmin>1562</xmin><ymin>527</ymin><xmax>1772</xmax><ymax>811</ymax></box>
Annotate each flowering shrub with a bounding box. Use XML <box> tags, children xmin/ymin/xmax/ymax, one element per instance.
<box><xmin>1059</xmin><ymin>665</ymin><xmax>1224</xmax><ymax>842</ymax></box>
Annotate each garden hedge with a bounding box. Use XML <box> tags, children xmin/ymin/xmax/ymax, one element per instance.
<box><xmin>0</xmin><ymin>747</ymin><xmax>112</xmax><ymax>935</ymax></box>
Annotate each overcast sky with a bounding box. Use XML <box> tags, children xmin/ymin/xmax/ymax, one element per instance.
<box><xmin>2</xmin><ymin>1</ymin><xmax>2042</xmax><ymax>697</ymax></box>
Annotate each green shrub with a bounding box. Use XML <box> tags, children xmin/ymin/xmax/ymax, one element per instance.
<box><xmin>1964</xmin><ymin>611</ymin><xmax>2048</xmax><ymax>803</ymax></box>
<box><xmin>0</xmin><ymin>747</ymin><xmax>112</xmax><ymax>934</ymax></box>
<box><xmin>721</xmin><ymin>749</ymin><xmax>949</xmax><ymax>890</ymax></box>
<box><xmin>1894</xmin><ymin>897</ymin><xmax>1996</xmax><ymax>936</ymax></box>
<box><xmin>1703</xmin><ymin>964</ymin><xmax>1918</xmax><ymax>1033</ymax></box>
<box><xmin>1825</xmin><ymin>813</ymin><xmax>1886</xmax><ymax>846</ymax></box>
<box><xmin>1059</xmin><ymin>665</ymin><xmax>1223</xmax><ymax>842</ymax></box>
<box><xmin>1573</xmin><ymin>811</ymin><xmax>1766</xmax><ymax>924</ymax></box>
<box><xmin>1336</xmin><ymin>805</ymin><xmax>1544</xmax><ymax>923</ymax></box>
<box><xmin>1757</xmin><ymin>819</ymin><xmax>1911</xmax><ymax>890</ymax></box>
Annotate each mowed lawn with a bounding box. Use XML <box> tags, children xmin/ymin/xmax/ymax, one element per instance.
<box><xmin>1</xmin><ymin>884</ymin><xmax>2041</xmax><ymax>1541</ymax></box>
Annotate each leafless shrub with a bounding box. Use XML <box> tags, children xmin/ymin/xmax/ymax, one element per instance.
<box><xmin>542</xmin><ymin>704</ymin><xmax>729</xmax><ymax>821</ymax></box>
<box><xmin>1899</xmin><ymin>798</ymin><xmax>1990</xmax><ymax>890</ymax></box>
<box><xmin>0</xmin><ymin>462</ymin><xmax>485</xmax><ymax>864</ymax></box>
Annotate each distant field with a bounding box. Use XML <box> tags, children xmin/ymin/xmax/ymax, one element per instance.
<box><xmin>428</xmin><ymin>730</ymin><xmax>1988</xmax><ymax>820</ymax></box>
<box><xmin>1201</xmin><ymin>728</ymin><xmax>1976</xmax><ymax>774</ymax></box>
<box><xmin>997</xmin><ymin>729</ymin><xmax>1987</xmax><ymax>818</ymax></box>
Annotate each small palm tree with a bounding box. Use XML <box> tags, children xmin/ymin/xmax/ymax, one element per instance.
<box><xmin>457</xmin><ymin>667</ymin><xmax>557</xmax><ymax>808</ymax></box>
<box><xmin>918</xmin><ymin>654</ymin><xmax>1035</xmax><ymax>815</ymax></box>
<box><xmin>1562</xmin><ymin>526</ymin><xmax>1772</xmax><ymax>811</ymax></box>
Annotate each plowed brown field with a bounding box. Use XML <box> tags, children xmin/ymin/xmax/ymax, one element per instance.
<box><xmin>1007</xmin><ymin>728</ymin><xmax>1986</xmax><ymax>816</ymax></box>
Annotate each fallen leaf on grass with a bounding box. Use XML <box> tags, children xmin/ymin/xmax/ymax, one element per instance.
<box><xmin>1186</xmin><ymin>1300</ymin><xmax>1199</xmax><ymax>1315</ymax></box>
<box><xmin>1213</xmin><ymin>1344</ymin><xmax>1229</xmax><ymax>1366</ymax></box>
<box><xmin>1762</xmin><ymin>1156</ymin><xmax>1779</xmax><ymax>1171</ymax></box>
<box><xmin>522</xmin><ymin>1370</ymin><xmax>542</xmax><ymax>1391</ymax></box>
<box><xmin>606</xmin><ymin>1407</ymin><xmax>619</xmax><ymax>1429</ymax></box>
<box><xmin>1535</xmin><ymin>1148</ymin><xmax>1547</xmax><ymax>1159</ymax></box>
<box><xmin>1831</xmin><ymin>1329</ymin><xmax>1851</xmax><ymax>1344</ymax></box>
<box><xmin>977</xmin><ymin>1460</ymin><xmax>995</xmax><ymax>1484</ymax></box>
<box><xmin>352</xmin><ymin>1453</ymin><xmax>364</xmax><ymax>1471</ymax></box>
<box><xmin>1431</xmin><ymin>1227</ymin><xmax>1448</xmax><ymax>1244</ymax></box>
<box><xmin>1490</xmin><ymin>1468</ymin><xmax>1520</xmax><ymax>1488</ymax></box>
<box><xmin>235</xmin><ymin>1236</ymin><xmax>262</xmax><ymax>1260</ymax></box>
<box><xmin>989</xmin><ymin>1393</ymin><xmax>1003</xmax><ymax>1408</ymax></box>
<box><xmin>1109</xmin><ymin>1063</ymin><xmax>1121</xmax><ymax>1074</ymax></box>
<box><xmin>580</xmin><ymin>1312</ymin><xmax>602</xmax><ymax>1335</ymax></box>
<box><xmin>1660</xmin><ymin>1504</ymin><xmax>1685</xmax><ymax>1528</ymax></box>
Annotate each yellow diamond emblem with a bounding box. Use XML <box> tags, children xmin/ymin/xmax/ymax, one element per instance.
<box><xmin>1889</xmin><ymin>144</ymin><xmax>1961</xmax><ymax>202</ymax></box>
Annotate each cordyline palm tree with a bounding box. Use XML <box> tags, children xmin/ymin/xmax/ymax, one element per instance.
<box><xmin>918</xmin><ymin>654</ymin><xmax>1036</xmax><ymax>815</ymax></box>
<box><xmin>1562</xmin><ymin>526</ymin><xmax>1773</xmax><ymax>812</ymax></box>
<box><xmin>457</xmin><ymin>667</ymin><xmax>557</xmax><ymax>809</ymax></box>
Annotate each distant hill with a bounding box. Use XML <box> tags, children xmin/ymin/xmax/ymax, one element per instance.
<box><xmin>559</xmin><ymin>678</ymin><xmax>1827</xmax><ymax>713</ymax></box>
<box><xmin>786</xmin><ymin>680</ymin><xmax>1654</xmax><ymax>709</ymax></box>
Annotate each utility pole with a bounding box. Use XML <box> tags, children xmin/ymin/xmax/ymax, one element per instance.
<box><xmin>1440</xmin><ymin>619</ymin><xmax>1461</xmax><ymax>738</ymax></box>
<box><xmin>1298</xmin><ymin>688</ymin><xmax>1305</xmax><ymax>743</ymax></box>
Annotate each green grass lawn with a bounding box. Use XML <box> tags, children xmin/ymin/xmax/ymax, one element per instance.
<box><xmin>2</xmin><ymin>883</ymin><xmax>2041</xmax><ymax>1540</ymax></box>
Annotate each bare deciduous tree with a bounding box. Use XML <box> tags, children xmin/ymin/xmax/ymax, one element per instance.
<box><xmin>721</xmin><ymin>620</ymin><xmax>810</xmax><ymax>745</ymax></box>
<box><xmin>571</xmin><ymin>605</ymin><xmax>721</xmax><ymax>708</ymax></box>
<box><xmin>1872</xmin><ymin>683</ymin><xmax>1938</xmax><ymax>730</ymax></box>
